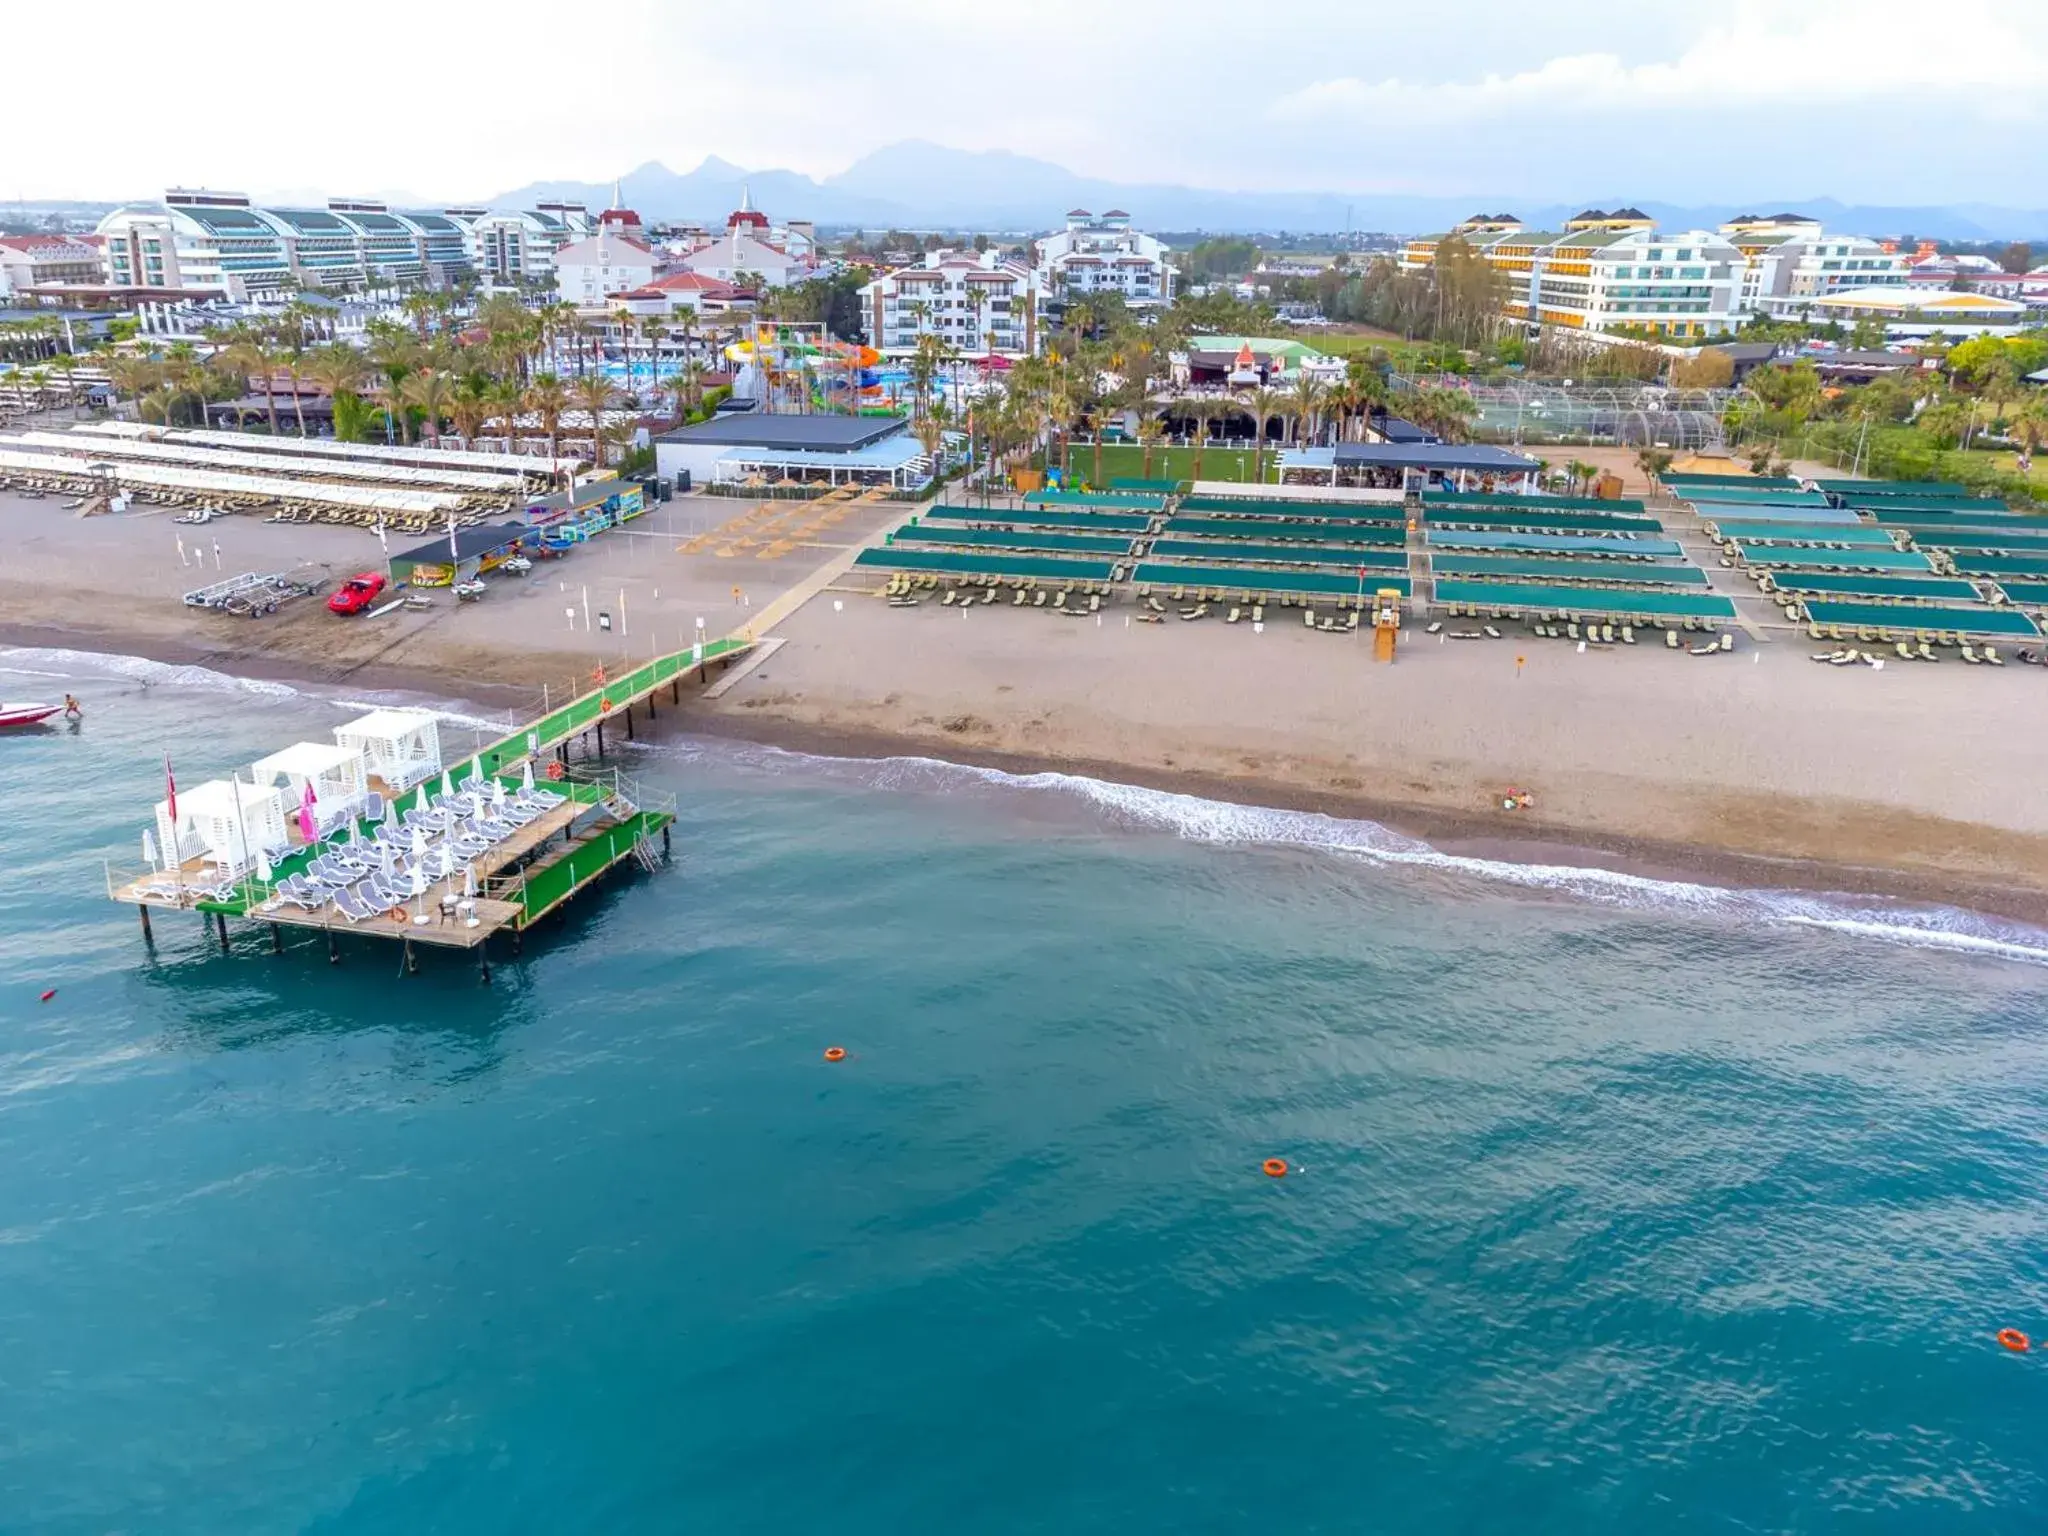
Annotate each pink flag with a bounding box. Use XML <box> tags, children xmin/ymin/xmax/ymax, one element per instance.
<box><xmin>298</xmin><ymin>777</ymin><xmax>318</xmax><ymax>843</ymax></box>
<box><xmin>164</xmin><ymin>752</ymin><xmax>176</xmax><ymax>822</ymax></box>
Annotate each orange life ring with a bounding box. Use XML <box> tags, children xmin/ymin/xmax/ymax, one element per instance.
<box><xmin>1997</xmin><ymin>1328</ymin><xmax>2030</xmax><ymax>1353</ymax></box>
<box><xmin>823</xmin><ymin>1046</ymin><xmax>847</xmax><ymax>1062</ymax></box>
<box><xmin>545</xmin><ymin>759</ymin><xmax>565</xmax><ymax>781</ymax></box>
<box><xmin>599</xmin><ymin>696</ymin><xmax>614</xmax><ymax>714</ymax></box>
<box><xmin>1262</xmin><ymin>1157</ymin><xmax>1288</xmax><ymax>1178</ymax></box>
<box><xmin>387</xmin><ymin>906</ymin><xmax>407</xmax><ymax>923</ymax></box>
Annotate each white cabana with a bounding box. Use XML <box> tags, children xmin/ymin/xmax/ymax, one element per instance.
<box><xmin>153</xmin><ymin>778</ymin><xmax>290</xmax><ymax>877</ymax></box>
<box><xmin>333</xmin><ymin>708</ymin><xmax>442</xmax><ymax>792</ymax></box>
<box><xmin>250</xmin><ymin>741</ymin><xmax>370</xmax><ymax>835</ymax></box>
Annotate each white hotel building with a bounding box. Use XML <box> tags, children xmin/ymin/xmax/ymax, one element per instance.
<box><xmin>1402</xmin><ymin>211</ymin><xmax>1743</xmax><ymax>338</ymax></box>
<box><xmin>95</xmin><ymin>189</ymin><xmax>591</xmax><ymax>300</ymax></box>
<box><xmin>859</xmin><ymin>250</ymin><xmax>1044</xmax><ymax>358</ymax></box>
<box><xmin>1401</xmin><ymin>208</ymin><xmax>1917</xmax><ymax>338</ymax></box>
<box><xmin>1034</xmin><ymin>209</ymin><xmax>1175</xmax><ymax>311</ymax></box>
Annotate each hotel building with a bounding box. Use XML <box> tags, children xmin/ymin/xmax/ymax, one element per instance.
<box><xmin>859</xmin><ymin>250</ymin><xmax>1045</xmax><ymax>358</ymax></box>
<box><xmin>95</xmin><ymin>190</ymin><xmax>594</xmax><ymax>300</ymax></box>
<box><xmin>1034</xmin><ymin>209</ymin><xmax>1175</xmax><ymax>311</ymax></box>
<box><xmin>1719</xmin><ymin>213</ymin><xmax>1913</xmax><ymax>319</ymax></box>
<box><xmin>1402</xmin><ymin>208</ymin><xmax>1924</xmax><ymax>338</ymax></box>
<box><xmin>1401</xmin><ymin>210</ymin><xmax>1743</xmax><ymax>338</ymax></box>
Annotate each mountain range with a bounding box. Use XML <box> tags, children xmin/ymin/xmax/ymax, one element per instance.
<box><xmin>490</xmin><ymin>141</ymin><xmax>2048</xmax><ymax>242</ymax></box>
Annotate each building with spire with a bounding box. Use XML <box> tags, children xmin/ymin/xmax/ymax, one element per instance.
<box><xmin>551</xmin><ymin>182</ymin><xmax>657</xmax><ymax>308</ymax></box>
<box><xmin>669</xmin><ymin>187</ymin><xmax>814</xmax><ymax>289</ymax></box>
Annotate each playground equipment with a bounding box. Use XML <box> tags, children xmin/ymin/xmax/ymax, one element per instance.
<box><xmin>723</xmin><ymin>324</ymin><xmax>888</xmax><ymax>413</ymax></box>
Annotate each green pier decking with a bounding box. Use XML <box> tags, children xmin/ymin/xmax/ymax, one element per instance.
<box><xmin>108</xmin><ymin>634</ymin><xmax>767</xmax><ymax>964</ymax></box>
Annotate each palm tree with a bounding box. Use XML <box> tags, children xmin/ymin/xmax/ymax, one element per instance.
<box><xmin>1238</xmin><ymin>386</ymin><xmax>1283</xmax><ymax>483</ymax></box>
<box><xmin>1564</xmin><ymin>458</ymin><xmax>1596</xmax><ymax>495</ymax></box>
<box><xmin>1136</xmin><ymin>409</ymin><xmax>1167</xmax><ymax>480</ymax></box>
<box><xmin>277</xmin><ymin>344</ymin><xmax>312</xmax><ymax>436</ymax></box>
<box><xmin>570</xmin><ymin>374</ymin><xmax>621</xmax><ymax>465</ymax></box>
<box><xmin>1046</xmin><ymin>372</ymin><xmax>1079</xmax><ymax>480</ymax></box>
<box><xmin>447</xmin><ymin>376</ymin><xmax>493</xmax><ymax>450</ymax></box>
<box><xmin>912</xmin><ymin>400</ymin><xmax>949</xmax><ymax>486</ymax></box>
<box><xmin>401</xmin><ymin>368</ymin><xmax>455</xmax><ymax>448</ymax></box>
<box><xmin>106</xmin><ymin>353</ymin><xmax>161</xmax><ymax>421</ymax></box>
<box><xmin>486</xmin><ymin>377</ymin><xmax>525</xmax><ymax>455</ymax></box>
<box><xmin>524</xmin><ymin>373</ymin><xmax>570</xmax><ymax>461</ymax></box>
<box><xmin>1184</xmin><ymin>396</ymin><xmax>1221</xmax><ymax>481</ymax></box>
<box><xmin>302</xmin><ymin>343</ymin><xmax>368</xmax><ymax>431</ymax></box>
<box><xmin>611</xmin><ymin>305</ymin><xmax>639</xmax><ymax>382</ymax></box>
<box><xmin>221</xmin><ymin>334</ymin><xmax>281</xmax><ymax>434</ymax></box>
<box><xmin>1289</xmin><ymin>373</ymin><xmax>1329</xmax><ymax>447</ymax></box>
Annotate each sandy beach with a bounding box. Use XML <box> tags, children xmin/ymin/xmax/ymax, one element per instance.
<box><xmin>6</xmin><ymin>468</ymin><xmax>2048</xmax><ymax>921</ymax></box>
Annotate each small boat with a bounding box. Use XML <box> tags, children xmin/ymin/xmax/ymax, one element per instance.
<box><xmin>0</xmin><ymin>702</ymin><xmax>61</xmax><ymax>727</ymax></box>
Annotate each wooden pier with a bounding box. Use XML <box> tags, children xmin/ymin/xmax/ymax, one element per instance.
<box><xmin>104</xmin><ymin>635</ymin><xmax>745</xmax><ymax>974</ymax></box>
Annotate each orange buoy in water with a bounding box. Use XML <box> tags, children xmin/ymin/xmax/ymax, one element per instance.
<box><xmin>1262</xmin><ymin>1157</ymin><xmax>1288</xmax><ymax>1178</ymax></box>
<box><xmin>39</xmin><ymin>988</ymin><xmax>56</xmax><ymax>1003</ymax></box>
<box><xmin>823</xmin><ymin>1046</ymin><xmax>847</xmax><ymax>1062</ymax></box>
<box><xmin>1998</xmin><ymin>1328</ymin><xmax>2030</xmax><ymax>1353</ymax></box>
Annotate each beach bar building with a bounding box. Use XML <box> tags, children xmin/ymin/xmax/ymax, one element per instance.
<box><xmin>654</xmin><ymin>414</ymin><xmax>932</xmax><ymax>492</ymax></box>
<box><xmin>334</xmin><ymin>708</ymin><xmax>442</xmax><ymax>793</ymax></box>
<box><xmin>155</xmin><ymin>778</ymin><xmax>291</xmax><ymax>878</ymax></box>
<box><xmin>386</xmin><ymin>522</ymin><xmax>532</xmax><ymax>588</ymax></box>
<box><xmin>1316</xmin><ymin>443</ymin><xmax>1543</xmax><ymax>494</ymax></box>
<box><xmin>250</xmin><ymin>742</ymin><xmax>371</xmax><ymax>837</ymax></box>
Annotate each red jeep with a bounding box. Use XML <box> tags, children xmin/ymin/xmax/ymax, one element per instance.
<box><xmin>327</xmin><ymin>572</ymin><xmax>388</xmax><ymax>615</ymax></box>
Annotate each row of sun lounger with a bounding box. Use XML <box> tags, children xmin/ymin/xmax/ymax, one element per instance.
<box><xmin>262</xmin><ymin>783</ymin><xmax>568</xmax><ymax>921</ymax></box>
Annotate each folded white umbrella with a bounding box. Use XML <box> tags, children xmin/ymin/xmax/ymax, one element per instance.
<box><xmin>463</xmin><ymin>864</ymin><xmax>477</xmax><ymax>899</ymax></box>
<box><xmin>521</xmin><ymin>759</ymin><xmax>535</xmax><ymax>793</ymax></box>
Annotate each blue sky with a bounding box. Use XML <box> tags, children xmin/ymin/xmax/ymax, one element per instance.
<box><xmin>14</xmin><ymin>0</ymin><xmax>2047</xmax><ymax>207</ymax></box>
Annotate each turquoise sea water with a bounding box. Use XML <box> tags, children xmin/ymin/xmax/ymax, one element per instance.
<box><xmin>4</xmin><ymin>647</ymin><xmax>2048</xmax><ymax>1534</ymax></box>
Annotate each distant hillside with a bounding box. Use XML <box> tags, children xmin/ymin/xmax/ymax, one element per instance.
<box><xmin>490</xmin><ymin>143</ymin><xmax>2048</xmax><ymax>241</ymax></box>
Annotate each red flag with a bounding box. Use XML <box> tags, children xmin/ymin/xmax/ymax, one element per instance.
<box><xmin>164</xmin><ymin>751</ymin><xmax>176</xmax><ymax>822</ymax></box>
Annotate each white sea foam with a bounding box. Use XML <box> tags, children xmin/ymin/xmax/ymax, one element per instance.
<box><xmin>0</xmin><ymin>646</ymin><xmax>302</xmax><ymax>699</ymax></box>
<box><xmin>0</xmin><ymin>645</ymin><xmax>516</xmax><ymax>733</ymax></box>
<box><xmin>685</xmin><ymin>738</ymin><xmax>2048</xmax><ymax>968</ymax></box>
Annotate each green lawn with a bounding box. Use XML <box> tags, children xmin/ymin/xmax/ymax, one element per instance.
<box><xmin>1035</xmin><ymin>443</ymin><xmax>1279</xmax><ymax>487</ymax></box>
<box><xmin>1305</xmin><ymin>330</ymin><xmax>1407</xmax><ymax>357</ymax></box>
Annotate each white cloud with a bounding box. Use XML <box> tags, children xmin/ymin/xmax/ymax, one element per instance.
<box><xmin>1274</xmin><ymin>0</ymin><xmax>2048</xmax><ymax>124</ymax></box>
<box><xmin>4</xmin><ymin>0</ymin><xmax>2046</xmax><ymax>208</ymax></box>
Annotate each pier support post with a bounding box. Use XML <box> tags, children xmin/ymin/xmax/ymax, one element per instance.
<box><xmin>270</xmin><ymin>923</ymin><xmax>283</xmax><ymax>955</ymax></box>
<box><xmin>671</xmin><ymin>679</ymin><xmax>680</xmax><ymax>704</ymax></box>
<box><xmin>214</xmin><ymin>911</ymin><xmax>229</xmax><ymax>950</ymax></box>
<box><xmin>138</xmin><ymin>905</ymin><xmax>153</xmax><ymax>946</ymax></box>
<box><xmin>662</xmin><ymin>825</ymin><xmax>671</xmax><ymax>860</ymax></box>
<box><xmin>479</xmin><ymin>939</ymin><xmax>492</xmax><ymax>987</ymax></box>
<box><xmin>328</xmin><ymin>929</ymin><xmax>339</xmax><ymax>965</ymax></box>
<box><xmin>625</xmin><ymin>707</ymin><xmax>634</xmax><ymax>742</ymax></box>
<box><xmin>403</xmin><ymin>937</ymin><xmax>418</xmax><ymax>975</ymax></box>
<box><xmin>595</xmin><ymin>720</ymin><xmax>605</xmax><ymax>759</ymax></box>
<box><xmin>513</xmin><ymin>926</ymin><xmax>524</xmax><ymax>955</ymax></box>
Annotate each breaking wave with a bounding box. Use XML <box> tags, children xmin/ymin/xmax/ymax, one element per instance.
<box><xmin>675</xmin><ymin>738</ymin><xmax>2048</xmax><ymax>968</ymax></box>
